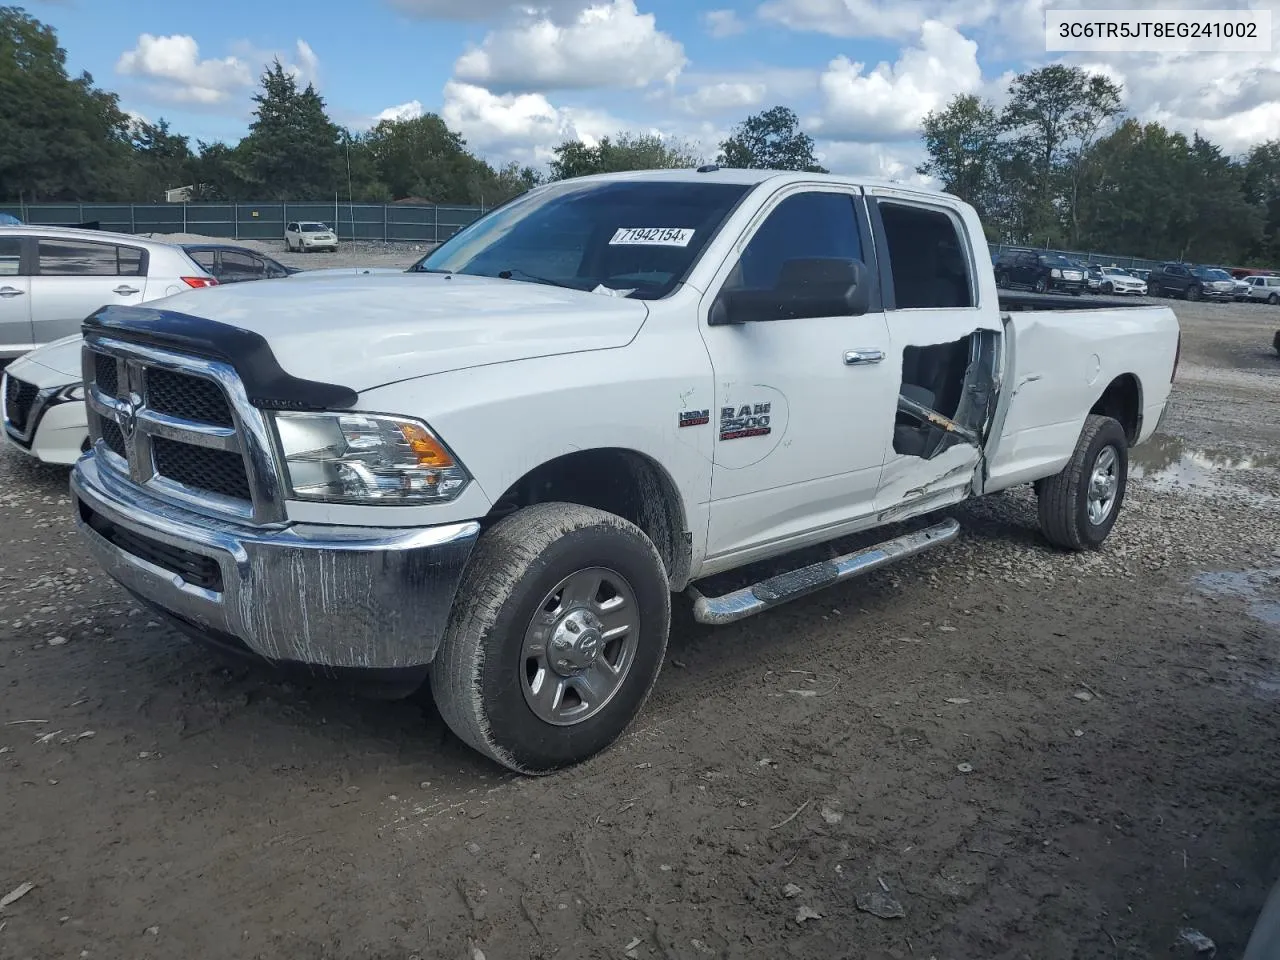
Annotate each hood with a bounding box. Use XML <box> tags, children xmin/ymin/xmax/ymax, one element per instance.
<box><xmin>4</xmin><ymin>334</ymin><xmax>84</xmax><ymax>388</ymax></box>
<box><xmin>286</xmin><ymin>267</ymin><xmax>407</xmax><ymax>279</ymax></box>
<box><xmin>130</xmin><ymin>272</ymin><xmax>651</xmax><ymax>391</ymax></box>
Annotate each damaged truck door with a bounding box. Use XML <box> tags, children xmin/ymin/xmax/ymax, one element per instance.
<box><xmin>867</xmin><ymin>189</ymin><xmax>1004</xmax><ymax>518</ymax></box>
<box><xmin>698</xmin><ymin>186</ymin><xmax>897</xmax><ymax>565</ymax></box>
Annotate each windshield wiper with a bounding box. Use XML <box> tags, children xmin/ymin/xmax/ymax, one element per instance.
<box><xmin>497</xmin><ymin>267</ymin><xmax>565</xmax><ymax>288</ymax></box>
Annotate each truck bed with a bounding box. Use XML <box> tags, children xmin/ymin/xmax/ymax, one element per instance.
<box><xmin>998</xmin><ymin>291</ymin><xmax>1160</xmax><ymax>312</ymax></box>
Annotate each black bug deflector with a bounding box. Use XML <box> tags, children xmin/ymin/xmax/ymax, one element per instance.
<box><xmin>83</xmin><ymin>305</ymin><xmax>359</xmax><ymax>411</ymax></box>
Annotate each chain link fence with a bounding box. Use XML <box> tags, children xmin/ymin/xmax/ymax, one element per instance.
<box><xmin>0</xmin><ymin>201</ymin><xmax>486</xmax><ymax>244</ymax></box>
<box><xmin>2</xmin><ymin>202</ymin><xmax>1185</xmax><ymax>269</ymax></box>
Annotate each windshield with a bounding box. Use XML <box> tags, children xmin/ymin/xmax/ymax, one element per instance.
<box><xmin>1038</xmin><ymin>255</ymin><xmax>1072</xmax><ymax>267</ymax></box>
<box><xmin>413</xmin><ymin>179</ymin><xmax>753</xmax><ymax>299</ymax></box>
<box><xmin>1103</xmin><ymin>267</ymin><xmax>1130</xmax><ymax>277</ymax></box>
<box><xmin>1192</xmin><ymin>267</ymin><xmax>1231</xmax><ymax>280</ymax></box>
<box><xmin>300</xmin><ymin>222</ymin><xmax>329</xmax><ymax>233</ymax></box>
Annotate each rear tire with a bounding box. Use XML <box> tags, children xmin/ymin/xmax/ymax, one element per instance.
<box><xmin>996</xmin><ymin>271</ymin><xmax>1010</xmax><ymax>288</ymax></box>
<box><xmin>431</xmin><ymin>502</ymin><xmax>671</xmax><ymax>774</ymax></box>
<box><xmin>1036</xmin><ymin>414</ymin><xmax>1129</xmax><ymax>551</ymax></box>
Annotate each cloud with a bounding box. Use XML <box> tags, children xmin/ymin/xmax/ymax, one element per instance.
<box><xmin>814</xmin><ymin>140</ymin><xmax>930</xmax><ymax>181</ymax></box>
<box><xmin>375</xmin><ymin>99</ymin><xmax>426</xmax><ymax>122</ymax></box>
<box><xmin>702</xmin><ymin>9</ymin><xmax>747</xmax><ymax>38</ymax></box>
<box><xmin>441</xmin><ymin>80</ymin><xmax>625</xmax><ymax>163</ymax></box>
<box><xmin>811</xmin><ymin>20</ymin><xmax>983</xmax><ymax>142</ymax></box>
<box><xmin>757</xmin><ymin>0</ymin><xmax>996</xmax><ymax>40</ymax></box>
<box><xmin>454</xmin><ymin>0</ymin><xmax>686</xmax><ymax>92</ymax></box>
<box><xmin>115</xmin><ymin>34</ymin><xmax>253</xmax><ymax>105</ymax></box>
<box><xmin>675</xmin><ymin>81</ymin><xmax>767</xmax><ymax>114</ymax></box>
<box><xmin>387</xmin><ymin>0</ymin><xmax>591</xmax><ymax>21</ymax></box>
<box><xmin>229</xmin><ymin>38</ymin><xmax>322</xmax><ymax>88</ymax></box>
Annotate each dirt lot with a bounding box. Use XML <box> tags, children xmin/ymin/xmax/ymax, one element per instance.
<box><xmin>2</xmin><ymin>298</ymin><xmax>1279</xmax><ymax>960</ymax></box>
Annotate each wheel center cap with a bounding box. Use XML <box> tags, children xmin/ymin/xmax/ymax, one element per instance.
<box><xmin>550</xmin><ymin>610</ymin><xmax>605</xmax><ymax>675</ymax></box>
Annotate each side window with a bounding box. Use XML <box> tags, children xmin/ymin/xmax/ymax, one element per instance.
<box><xmin>37</xmin><ymin>239</ymin><xmax>137</xmax><ymax>277</ymax></box>
<box><xmin>877</xmin><ymin>201</ymin><xmax>974</xmax><ymax>309</ymax></box>
<box><xmin>189</xmin><ymin>249</ymin><xmax>217</xmax><ymax>272</ymax></box>
<box><xmin>0</xmin><ymin>237</ymin><xmax>20</xmax><ymax>277</ymax></box>
<box><xmin>725</xmin><ymin>191</ymin><xmax>862</xmax><ymax>293</ymax></box>
<box><xmin>287</xmin><ymin>222</ymin><xmax>298</xmax><ymax>232</ymax></box>
<box><xmin>221</xmin><ymin>251</ymin><xmax>265</xmax><ymax>280</ymax></box>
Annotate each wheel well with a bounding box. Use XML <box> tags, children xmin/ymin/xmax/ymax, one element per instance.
<box><xmin>1091</xmin><ymin>374</ymin><xmax>1142</xmax><ymax>444</ymax></box>
<box><xmin>486</xmin><ymin>448</ymin><xmax>692</xmax><ymax>590</ymax></box>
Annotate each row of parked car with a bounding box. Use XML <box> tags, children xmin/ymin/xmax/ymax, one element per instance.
<box><xmin>992</xmin><ymin>248</ymin><xmax>1280</xmax><ymax>305</ymax></box>
<box><xmin>1</xmin><ymin>223</ymin><xmax>362</xmax><ymax>468</ymax></box>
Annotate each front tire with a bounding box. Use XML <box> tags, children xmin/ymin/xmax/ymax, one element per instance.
<box><xmin>1034</xmin><ymin>277</ymin><xmax>1048</xmax><ymax>293</ymax></box>
<box><xmin>1187</xmin><ymin>284</ymin><xmax>1201</xmax><ymax>300</ymax></box>
<box><xmin>1036</xmin><ymin>414</ymin><xmax>1129</xmax><ymax>551</ymax></box>
<box><xmin>1269</xmin><ymin>293</ymin><xmax>1279</xmax><ymax>305</ymax></box>
<box><xmin>431</xmin><ymin>502</ymin><xmax>671</xmax><ymax>774</ymax></box>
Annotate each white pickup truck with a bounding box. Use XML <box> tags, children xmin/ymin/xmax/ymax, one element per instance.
<box><xmin>67</xmin><ymin>169</ymin><xmax>1181</xmax><ymax>774</ymax></box>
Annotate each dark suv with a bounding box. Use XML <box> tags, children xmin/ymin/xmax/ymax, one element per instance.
<box><xmin>993</xmin><ymin>249</ymin><xmax>1087</xmax><ymax>294</ymax></box>
<box><xmin>1147</xmin><ymin>262</ymin><xmax>1236</xmax><ymax>300</ymax></box>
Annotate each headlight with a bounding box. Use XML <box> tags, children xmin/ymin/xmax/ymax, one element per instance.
<box><xmin>56</xmin><ymin>384</ymin><xmax>85</xmax><ymax>402</ymax></box>
<box><xmin>271</xmin><ymin>411</ymin><xmax>470</xmax><ymax>504</ymax></box>
<box><xmin>1051</xmin><ymin>269</ymin><xmax>1062</xmax><ymax>278</ymax></box>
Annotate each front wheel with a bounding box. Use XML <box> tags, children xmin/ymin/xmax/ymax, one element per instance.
<box><xmin>1101</xmin><ymin>281</ymin><xmax>1114</xmax><ymax>294</ymax></box>
<box><xmin>431</xmin><ymin>502</ymin><xmax>671</xmax><ymax>774</ymax></box>
<box><xmin>1036</xmin><ymin>414</ymin><xmax>1129</xmax><ymax>551</ymax></box>
<box><xmin>1034</xmin><ymin>277</ymin><xmax>1048</xmax><ymax>293</ymax></box>
<box><xmin>1187</xmin><ymin>285</ymin><xmax>1201</xmax><ymax>300</ymax></box>
<box><xmin>1269</xmin><ymin>293</ymin><xmax>1279</xmax><ymax>305</ymax></box>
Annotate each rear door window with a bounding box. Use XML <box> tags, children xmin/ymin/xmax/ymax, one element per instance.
<box><xmin>0</xmin><ymin>237</ymin><xmax>21</xmax><ymax>276</ymax></box>
<box><xmin>37</xmin><ymin>239</ymin><xmax>145</xmax><ymax>277</ymax></box>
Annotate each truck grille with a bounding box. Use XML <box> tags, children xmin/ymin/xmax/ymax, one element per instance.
<box><xmin>83</xmin><ymin>338</ymin><xmax>283</xmax><ymax>523</ymax></box>
<box><xmin>4</xmin><ymin>375</ymin><xmax>38</xmax><ymax>433</ymax></box>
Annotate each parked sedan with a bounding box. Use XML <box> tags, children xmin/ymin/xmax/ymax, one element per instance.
<box><xmin>183</xmin><ymin>244</ymin><xmax>297</xmax><ymax>283</ymax></box>
<box><xmin>1094</xmin><ymin>266</ymin><xmax>1147</xmax><ymax>296</ymax></box>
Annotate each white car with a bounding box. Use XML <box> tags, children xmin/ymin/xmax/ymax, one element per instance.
<box><xmin>1</xmin><ymin>227</ymin><xmax>215</xmax><ymax>464</ymax></box>
<box><xmin>1</xmin><ymin>225</ymin><xmax>214</xmax><ymax>359</ymax></box>
<box><xmin>67</xmin><ymin>168</ymin><xmax>1181</xmax><ymax>774</ymax></box>
<box><xmin>1094</xmin><ymin>266</ymin><xmax>1148</xmax><ymax>296</ymax></box>
<box><xmin>284</xmin><ymin>221</ymin><xmax>338</xmax><ymax>253</ymax></box>
<box><xmin>1242</xmin><ymin>274</ymin><xmax>1280</xmax><ymax>305</ymax></box>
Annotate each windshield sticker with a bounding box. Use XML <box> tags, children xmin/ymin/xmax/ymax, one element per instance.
<box><xmin>609</xmin><ymin>227</ymin><xmax>695</xmax><ymax>247</ymax></box>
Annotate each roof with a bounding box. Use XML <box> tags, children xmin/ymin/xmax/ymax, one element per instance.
<box><xmin>0</xmin><ymin>223</ymin><xmax>181</xmax><ymax>248</ymax></box>
<box><xmin>544</xmin><ymin>167</ymin><xmax>957</xmax><ymax>202</ymax></box>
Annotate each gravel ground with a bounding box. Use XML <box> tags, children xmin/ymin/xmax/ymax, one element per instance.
<box><xmin>1</xmin><ymin>298</ymin><xmax>1279</xmax><ymax>959</ymax></box>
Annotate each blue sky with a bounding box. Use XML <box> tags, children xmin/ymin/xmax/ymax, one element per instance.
<box><xmin>26</xmin><ymin>0</ymin><xmax>1280</xmax><ymax>177</ymax></box>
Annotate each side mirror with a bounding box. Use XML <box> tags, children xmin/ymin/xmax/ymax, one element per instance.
<box><xmin>708</xmin><ymin>257</ymin><xmax>871</xmax><ymax>326</ymax></box>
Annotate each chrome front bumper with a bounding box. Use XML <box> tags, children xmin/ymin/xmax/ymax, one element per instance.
<box><xmin>70</xmin><ymin>454</ymin><xmax>480</xmax><ymax>670</ymax></box>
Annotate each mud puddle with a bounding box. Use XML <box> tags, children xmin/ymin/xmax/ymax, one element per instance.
<box><xmin>1132</xmin><ymin>434</ymin><xmax>1280</xmax><ymax>502</ymax></box>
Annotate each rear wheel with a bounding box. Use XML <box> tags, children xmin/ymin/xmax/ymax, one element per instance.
<box><xmin>431</xmin><ymin>502</ymin><xmax>671</xmax><ymax>774</ymax></box>
<box><xmin>1037</xmin><ymin>414</ymin><xmax>1129</xmax><ymax>551</ymax></box>
<box><xmin>996</xmin><ymin>271</ymin><xmax>1010</xmax><ymax>288</ymax></box>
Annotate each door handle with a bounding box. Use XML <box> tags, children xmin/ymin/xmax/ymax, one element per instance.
<box><xmin>113</xmin><ymin>285</ymin><xmax>140</xmax><ymax>296</ymax></box>
<box><xmin>0</xmin><ymin>286</ymin><xmax>24</xmax><ymax>298</ymax></box>
<box><xmin>844</xmin><ymin>349</ymin><xmax>885</xmax><ymax>365</ymax></box>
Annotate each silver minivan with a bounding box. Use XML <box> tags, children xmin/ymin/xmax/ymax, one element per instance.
<box><xmin>0</xmin><ymin>225</ymin><xmax>214</xmax><ymax>359</ymax></box>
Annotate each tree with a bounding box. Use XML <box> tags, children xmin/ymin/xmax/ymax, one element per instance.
<box><xmin>717</xmin><ymin>106</ymin><xmax>826</xmax><ymax>172</ymax></box>
<box><xmin>917</xmin><ymin>95</ymin><xmax>1003</xmax><ymax>222</ymax></box>
<box><xmin>1001</xmin><ymin>65</ymin><xmax>1123</xmax><ymax>245</ymax></box>
<box><xmin>365</xmin><ymin>113</ymin><xmax>474</xmax><ymax>201</ymax></box>
<box><xmin>0</xmin><ymin>6</ymin><xmax>132</xmax><ymax>200</ymax></box>
<box><xmin>1243</xmin><ymin>140</ymin><xmax>1280</xmax><ymax>264</ymax></box>
<box><xmin>548</xmin><ymin>132</ymin><xmax>701</xmax><ymax>180</ymax></box>
<box><xmin>237</xmin><ymin>61</ymin><xmax>342</xmax><ymax>200</ymax></box>
<box><xmin>124</xmin><ymin>118</ymin><xmax>196</xmax><ymax>201</ymax></box>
